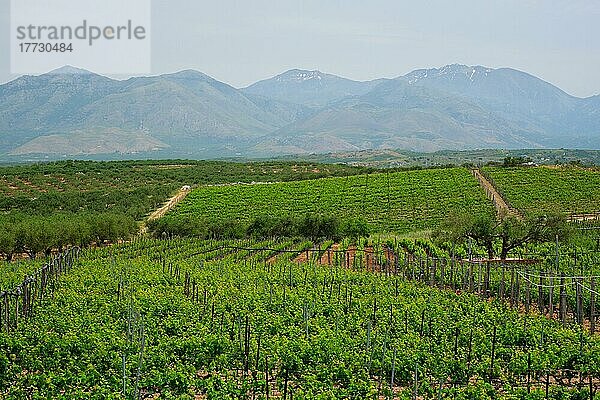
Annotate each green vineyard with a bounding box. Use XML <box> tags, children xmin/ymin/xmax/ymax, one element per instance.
<box><xmin>1</xmin><ymin>238</ymin><xmax>599</xmax><ymax>399</ymax></box>
<box><xmin>482</xmin><ymin>166</ymin><xmax>600</xmax><ymax>217</ymax></box>
<box><xmin>0</xmin><ymin>160</ymin><xmax>365</xmax><ymax>219</ymax></box>
<box><xmin>170</xmin><ymin>168</ymin><xmax>495</xmax><ymax>233</ymax></box>
<box><xmin>1</xmin><ymin>160</ymin><xmax>600</xmax><ymax>399</ymax></box>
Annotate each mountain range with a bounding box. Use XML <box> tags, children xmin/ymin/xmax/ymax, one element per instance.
<box><xmin>1</xmin><ymin>64</ymin><xmax>599</xmax><ymax>160</ymax></box>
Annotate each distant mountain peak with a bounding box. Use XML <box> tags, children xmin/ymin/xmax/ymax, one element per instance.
<box><xmin>275</xmin><ymin>69</ymin><xmax>326</xmax><ymax>83</ymax></box>
<box><xmin>161</xmin><ymin>69</ymin><xmax>213</xmax><ymax>80</ymax></box>
<box><xmin>47</xmin><ymin>65</ymin><xmax>94</xmax><ymax>75</ymax></box>
<box><xmin>243</xmin><ymin>68</ymin><xmax>380</xmax><ymax>107</ymax></box>
<box><xmin>440</xmin><ymin>63</ymin><xmax>492</xmax><ymax>73</ymax></box>
<box><xmin>404</xmin><ymin>64</ymin><xmax>495</xmax><ymax>84</ymax></box>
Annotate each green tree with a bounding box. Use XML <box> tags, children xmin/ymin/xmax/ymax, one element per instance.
<box><xmin>437</xmin><ymin>212</ymin><xmax>570</xmax><ymax>260</ymax></box>
<box><xmin>497</xmin><ymin>214</ymin><xmax>572</xmax><ymax>260</ymax></box>
<box><xmin>21</xmin><ymin>218</ymin><xmax>54</xmax><ymax>259</ymax></box>
<box><xmin>0</xmin><ymin>220</ymin><xmax>17</xmax><ymax>261</ymax></box>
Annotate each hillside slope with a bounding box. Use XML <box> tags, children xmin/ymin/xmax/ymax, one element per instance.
<box><xmin>1</xmin><ymin>64</ymin><xmax>599</xmax><ymax>159</ymax></box>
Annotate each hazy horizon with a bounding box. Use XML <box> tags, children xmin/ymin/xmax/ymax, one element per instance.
<box><xmin>1</xmin><ymin>0</ymin><xmax>599</xmax><ymax>97</ymax></box>
<box><xmin>4</xmin><ymin>62</ymin><xmax>600</xmax><ymax>100</ymax></box>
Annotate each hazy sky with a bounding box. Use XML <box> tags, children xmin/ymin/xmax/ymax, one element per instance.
<box><xmin>1</xmin><ymin>0</ymin><xmax>599</xmax><ymax>97</ymax></box>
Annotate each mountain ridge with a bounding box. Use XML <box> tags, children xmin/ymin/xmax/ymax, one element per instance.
<box><xmin>1</xmin><ymin>64</ymin><xmax>599</xmax><ymax>160</ymax></box>
<box><xmin>5</xmin><ymin>64</ymin><xmax>598</xmax><ymax>98</ymax></box>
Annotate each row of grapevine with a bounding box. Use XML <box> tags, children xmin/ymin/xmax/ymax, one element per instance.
<box><xmin>2</xmin><ymin>238</ymin><xmax>600</xmax><ymax>398</ymax></box>
<box><xmin>170</xmin><ymin>168</ymin><xmax>496</xmax><ymax>233</ymax></box>
<box><xmin>0</xmin><ymin>247</ymin><xmax>79</xmax><ymax>332</ymax></box>
<box><xmin>482</xmin><ymin>166</ymin><xmax>600</xmax><ymax>217</ymax></box>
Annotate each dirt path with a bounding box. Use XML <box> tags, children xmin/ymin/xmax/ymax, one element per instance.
<box><xmin>472</xmin><ymin>169</ymin><xmax>522</xmax><ymax>220</ymax></box>
<box><xmin>139</xmin><ymin>187</ymin><xmax>191</xmax><ymax>234</ymax></box>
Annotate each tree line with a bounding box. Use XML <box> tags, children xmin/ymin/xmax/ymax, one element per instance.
<box><xmin>148</xmin><ymin>213</ymin><xmax>370</xmax><ymax>242</ymax></box>
<box><xmin>0</xmin><ymin>212</ymin><xmax>137</xmax><ymax>261</ymax></box>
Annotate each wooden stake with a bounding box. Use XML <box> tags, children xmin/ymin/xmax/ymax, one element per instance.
<box><xmin>576</xmin><ymin>278</ymin><xmax>583</xmax><ymax>326</ymax></box>
<box><xmin>591</xmin><ymin>278</ymin><xmax>596</xmax><ymax>334</ymax></box>
<box><xmin>538</xmin><ymin>272</ymin><xmax>544</xmax><ymax>314</ymax></box>
<box><xmin>560</xmin><ymin>275</ymin><xmax>567</xmax><ymax>325</ymax></box>
<box><xmin>489</xmin><ymin>326</ymin><xmax>497</xmax><ymax>381</ymax></box>
<box><xmin>549</xmin><ymin>275</ymin><xmax>554</xmax><ymax>319</ymax></box>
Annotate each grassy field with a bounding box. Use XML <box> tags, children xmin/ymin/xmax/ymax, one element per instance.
<box><xmin>482</xmin><ymin>166</ymin><xmax>600</xmax><ymax>216</ymax></box>
<box><xmin>169</xmin><ymin>167</ymin><xmax>495</xmax><ymax>233</ymax></box>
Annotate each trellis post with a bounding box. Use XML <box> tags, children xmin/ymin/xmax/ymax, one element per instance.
<box><xmin>590</xmin><ymin>277</ymin><xmax>596</xmax><ymax>334</ymax></box>
<box><xmin>559</xmin><ymin>274</ymin><xmax>567</xmax><ymax>325</ymax></box>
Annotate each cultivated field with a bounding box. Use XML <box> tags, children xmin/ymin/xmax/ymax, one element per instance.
<box><xmin>1</xmin><ymin>161</ymin><xmax>600</xmax><ymax>399</ymax></box>
<box><xmin>1</xmin><ymin>238</ymin><xmax>599</xmax><ymax>399</ymax></box>
<box><xmin>170</xmin><ymin>168</ymin><xmax>495</xmax><ymax>233</ymax></box>
<box><xmin>482</xmin><ymin>166</ymin><xmax>600</xmax><ymax>217</ymax></box>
